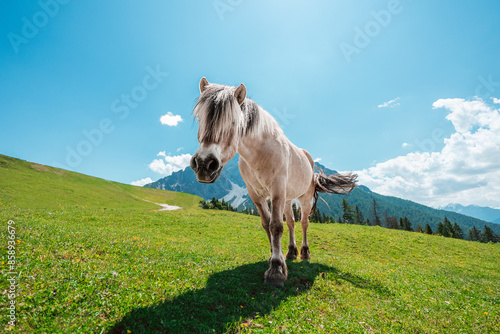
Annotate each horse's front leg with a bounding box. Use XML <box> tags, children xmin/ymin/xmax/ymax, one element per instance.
<box><xmin>264</xmin><ymin>193</ymin><xmax>287</xmax><ymax>287</ymax></box>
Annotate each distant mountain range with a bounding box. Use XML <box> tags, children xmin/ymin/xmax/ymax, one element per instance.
<box><xmin>146</xmin><ymin>155</ymin><xmax>248</xmax><ymax>205</ymax></box>
<box><xmin>439</xmin><ymin>203</ymin><xmax>500</xmax><ymax>225</ymax></box>
<box><xmin>145</xmin><ymin>156</ymin><xmax>500</xmax><ymax>235</ymax></box>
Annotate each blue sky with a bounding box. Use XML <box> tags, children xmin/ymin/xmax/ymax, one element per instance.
<box><xmin>1</xmin><ymin>0</ymin><xmax>500</xmax><ymax>207</ymax></box>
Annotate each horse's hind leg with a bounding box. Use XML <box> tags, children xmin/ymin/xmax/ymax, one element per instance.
<box><xmin>284</xmin><ymin>200</ymin><xmax>298</xmax><ymax>260</ymax></box>
<box><xmin>298</xmin><ymin>191</ymin><xmax>314</xmax><ymax>261</ymax></box>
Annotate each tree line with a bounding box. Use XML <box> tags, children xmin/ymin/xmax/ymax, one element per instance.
<box><xmin>329</xmin><ymin>198</ymin><xmax>498</xmax><ymax>244</ymax></box>
<box><xmin>200</xmin><ymin>197</ymin><xmax>498</xmax><ymax>244</ymax></box>
<box><xmin>199</xmin><ymin>197</ymin><xmax>238</xmax><ymax>212</ymax></box>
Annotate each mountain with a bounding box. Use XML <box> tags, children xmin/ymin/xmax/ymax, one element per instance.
<box><xmin>145</xmin><ymin>156</ymin><xmax>500</xmax><ymax>235</ymax></box>
<box><xmin>440</xmin><ymin>203</ymin><xmax>500</xmax><ymax>225</ymax></box>
<box><xmin>146</xmin><ymin>155</ymin><xmax>250</xmax><ymax>207</ymax></box>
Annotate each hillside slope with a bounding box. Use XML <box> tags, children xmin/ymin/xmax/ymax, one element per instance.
<box><xmin>0</xmin><ymin>154</ymin><xmax>498</xmax><ymax>333</ymax></box>
<box><xmin>0</xmin><ymin>154</ymin><xmax>199</xmax><ymax>210</ymax></box>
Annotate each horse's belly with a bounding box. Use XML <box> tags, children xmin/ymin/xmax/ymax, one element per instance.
<box><xmin>285</xmin><ymin>150</ymin><xmax>314</xmax><ymax>199</ymax></box>
<box><xmin>285</xmin><ymin>175</ymin><xmax>312</xmax><ymax>200</ymax></box>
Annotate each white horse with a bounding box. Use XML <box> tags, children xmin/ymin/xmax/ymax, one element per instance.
<box><xmin>191</xmin><ymin>78</ymin><xmax>357</xmax><ymax>287</ymax></box>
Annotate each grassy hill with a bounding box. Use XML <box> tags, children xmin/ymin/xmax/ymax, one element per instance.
<box><xmin>0</xmin><ymin>154</ymin><xmax>196</xmax><ymax>210</ymax></box>
<box><xmin>0</xmin><ymin>154</ymin><xmax>499</xmax><ymax>333</ymax></box>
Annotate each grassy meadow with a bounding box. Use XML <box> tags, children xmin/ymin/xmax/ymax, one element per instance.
<box><xmin>0</xmin><ymin>154</ymin><xmax>499</xmax><ymax>333</ymax></box>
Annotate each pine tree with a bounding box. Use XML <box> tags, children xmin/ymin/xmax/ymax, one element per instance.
<box><xmin>338</xmin><ymin>216</ymin><xmax>343</xmax><ymax>224</ymax></box>
<box><xmin>342</xmin><ymin>198</ymin><xmax>354</xmax><ymax>224</ymax></box>
<box><xmin>482</xmin><ymin>225</ymin><xmax>496</xmax><ymax>243</ymax></box>
<box><xmin>436</xmin><ymin>222</ymin><xmax>444</xmax><ymax>235</ymax></box>
<box><xmin>400</xmin><ymin>217</ymin><xmax>413</xmax><ymax>231</ymax></box>
<box><xmin>468</xmin><ymin>226</ymin><xmax>481</xmax><ymax>241</ymax></box>
<box><xmin>415</xmin><ymin>225</ymin><xmax>424</xmax><ymax>233</ymax></box>
<box><xmin>406</xmin><ymin>217</ymin><xmax>413</xmax><ymax>231</ymax></box>
<box><xmin>372</xmin><ymin>198</ymin><xmax>381</xmax><ymax>226</ymax></box>
<box><xmin>443</xmin><ymin>217</ymin><xmax>453</xmax><ymax>238</ymax></box>
<box><xmin>310</xmin><ymin>208</ymin><xmax>323</xmax><ymax>223</ymax></box>
<box><xmin>452</xmin><ymin>222</ymin><xmax>464</xmax><ymax>239</ymax></box>
<box><xmin>384</xmin><ymin>214</ymin><xmax>399</xmax><ymax>230</ymax></box>
<box><xmin>208</xmin><ymin>197</ymin><xmax>215</xmax><ymax>209</ymax></box>
<box><xmin>424</xmin><ymin>224</ymin><xmax>433</xmax><ymax>235</ymax></box>
<box><xmin>354</xmin><ymin>205</ymin><xmax>365</xmax><ymax>225</ymax></box>
<box><xmin>199</xmin><ymin>199</ymin><xmax>210</xmax><ymax>209</ymax></box>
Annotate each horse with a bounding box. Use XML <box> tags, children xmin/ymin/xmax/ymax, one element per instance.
<box><xmin>190</xmin><ymin>77</ymin><xmax>357</xmax><ymax>287</ymax></box>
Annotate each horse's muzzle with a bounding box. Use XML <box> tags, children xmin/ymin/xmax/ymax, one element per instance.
<box><xmin>190</xmin><ymin>154</ymin><xmax>223</xmax><ymax>183</ymax></box>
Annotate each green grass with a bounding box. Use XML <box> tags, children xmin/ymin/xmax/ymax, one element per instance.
<box><xmin>1</xmin><ymin>154</ymin><xmax>499</xmax><ymax>333</ymax></box>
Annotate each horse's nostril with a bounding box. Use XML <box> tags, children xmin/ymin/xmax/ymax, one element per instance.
<box><xmin>206</xmin><ymin>158</ymin><xmax>219</xmax><ymax>173</ymax></box>
<box><xmin>190</xmin><ymin>155</ymin><xmax>198</xmax><ymax>172</ymax></box>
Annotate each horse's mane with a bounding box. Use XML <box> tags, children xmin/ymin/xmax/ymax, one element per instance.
<box><xmin>194</xmin><ymin>83</ymin><xmax>281</xmax><ymax>143</ymax></box>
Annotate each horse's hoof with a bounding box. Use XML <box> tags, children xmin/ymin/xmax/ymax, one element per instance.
<box><xmin>265</xmin><ymin>258</ymin><xmax>287</xmax><ymax>287</ymax></box>
<box><xmin>264</xmin><ymin>279</ymin><xmax>284</xmax><ymax>288</ymax></box>
<box><xmin>286</xmin><ymin>245</ymin><xmax>298</xmax><ymax>260</ymax></box>
<box><xmin>300</xmin><ymin>246</ymin><xmax>311</xmax><ymax>261</ymax></box>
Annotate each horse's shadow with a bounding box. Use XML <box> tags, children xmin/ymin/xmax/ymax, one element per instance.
<box><xmin>108</xmin><ymin>261</ymin><xmax>389</xmax><ymax>333</ymax></box>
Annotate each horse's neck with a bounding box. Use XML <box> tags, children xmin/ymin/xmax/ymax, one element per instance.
<box><xmin>237</xmin><ymin>110</ymin><xmax>288</xmax><ymax>168</ymax></box>
<box><xmin>238</xmin><ymin>133</ymin><xmax>268</xmax><ymax>163</ymax></box>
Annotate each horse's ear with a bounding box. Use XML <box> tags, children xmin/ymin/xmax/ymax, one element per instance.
<box><xmin>199</xmin><ymin>77</ymin><xmax>209</xmax><ymax>93</ymax></box>
<box><xmin>234</xmin><ymin>83</ymin><xmax>246</xmax><ymax>105</ymax></box>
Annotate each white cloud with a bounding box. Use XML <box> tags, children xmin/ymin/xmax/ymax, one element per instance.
<box><xmin>357</xmin><ymin>98</ymin><xmax>500</xmax><ymax>207</ymax></box>
<box><xmin>176</xmin><ymin>147</ymin><xmax>184</xmax><ymax>152</ymax></box>
<box><xmin>378</xmin><ymin>97</ymin><xmax>400</xmax><ymax>108</ymax></box>
<box><xmin>131</xmin><ymin>177</ymin><xmax>153</xmax><ymax>187</ymax></box>
<box><xmin>432</xmin><ymin>98</ymin><xmax>491</xmax><ymax>134</ymax></box>
<box><xmin>402</xmin><ymin>142</ymin><xmax>410</xmax><ymax>148</ymax></box>
<box><xmin>492</xmin><ymin>97</ymin><xmax>500</xmax><ymax>104</ymax></box>
<box><xmin>160</xmin><ymin>112</ymin><xmax>183</xmax><ymax>126</ymax></box>
<box><xmin>149</xmin><ymin>153</ymin><xmax>192</xmax><ymax>176</ymax></box>
<box><xmin>314</xmin><ymin>157</ymin><xmax>322</xmax><ymax>162</ymax></box>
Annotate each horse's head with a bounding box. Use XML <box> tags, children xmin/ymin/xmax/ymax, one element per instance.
<box><xmin>191</xmin><ymin>77</ymin><xmax>246</xmax><ymax>183</ymax></box>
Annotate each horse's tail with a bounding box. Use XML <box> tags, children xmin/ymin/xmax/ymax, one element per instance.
<box><xmin>311</xmin><ymin>165</ymin><xmax>357</xmax><ymax>215</ymax></box>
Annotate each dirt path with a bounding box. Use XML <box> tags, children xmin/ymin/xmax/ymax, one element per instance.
<box><xmin>155</xmin><ymin>203</ymin><xmax>182</xmax><ymax>211</ymax></box>
<box><xmin>141</xmin><ymin>198</ymin><xmax>182</xmax><ymax>211</ymax></box>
